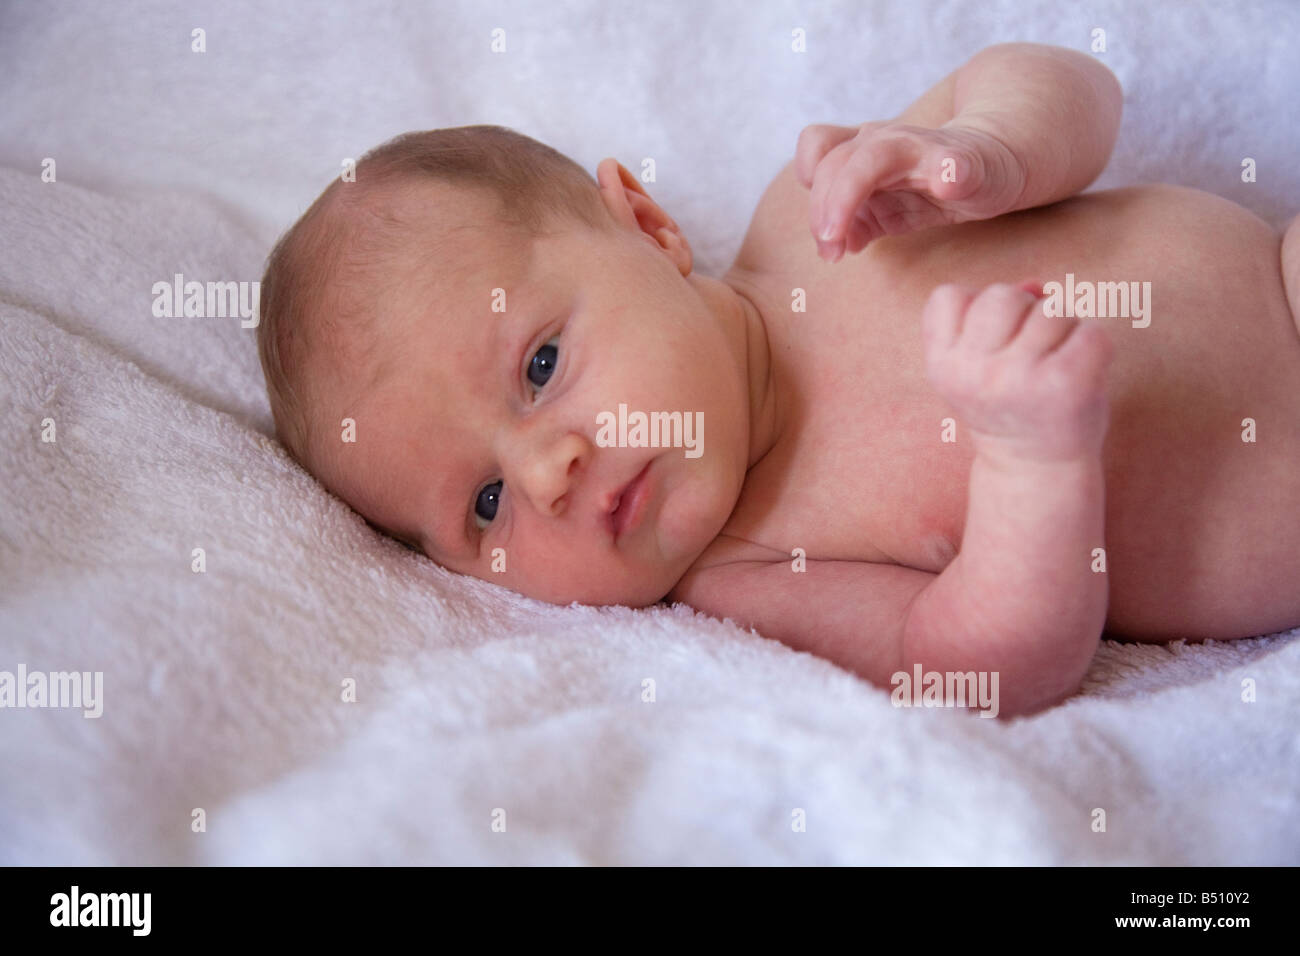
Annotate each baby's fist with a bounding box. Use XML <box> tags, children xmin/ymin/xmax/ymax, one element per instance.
<box><xmin>922</xmin><ymin>282</ymin><xmax>1115</xmax><ymax>463</ymax></box>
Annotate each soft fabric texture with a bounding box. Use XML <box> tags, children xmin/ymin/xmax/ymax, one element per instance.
<box><xmin>1</xmin><ymin>0</ymin><xmax>1297</xmax><ymax>865</ymax></box>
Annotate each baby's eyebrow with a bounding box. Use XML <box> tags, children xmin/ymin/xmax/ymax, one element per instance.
<box><xmin>425</xmin><ymin>449</ymin><xmax>484</xmax><ymax>566</ymax></box>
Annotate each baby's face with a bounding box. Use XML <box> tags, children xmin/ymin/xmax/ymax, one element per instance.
<box><xmin>317</xmin><ymin>180</ymin><xmax>753</xmax><ymax>606</ymax></box>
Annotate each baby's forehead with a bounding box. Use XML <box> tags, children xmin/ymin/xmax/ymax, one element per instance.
<box><xmin>318</xmin><ymin>178</ymin><xmax>544</xmax><ymax>371</ymax></box>
<box><xmin>349</xmin><ymin>230</ymin><xmax>536</xmax><ymax>382</ymax></box>
<box><xmin>353</xmin><ymin>200</ymin><xmax>533</xmax><ymax>312</ymax></box>
<box><xmin>383</xmin><ymin>237</ymin><xmax>536</xmax><ymax>360</ymax></box>
<box><xmin>340</xmin><ymin>177</ymin><xmax>518</xmax><ymax>256</ymax></box>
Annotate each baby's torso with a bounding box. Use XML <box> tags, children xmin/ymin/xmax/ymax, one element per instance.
<box><xmin>675</xmin><ymin>164</ymin><xmax>1300</xmax><ymax>639</ymax></box>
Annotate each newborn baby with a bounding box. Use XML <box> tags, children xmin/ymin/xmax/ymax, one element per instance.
<box><xmin>259</xmin><ymin>42</ymin><xmax>1300</xmax><ymax>717</ymax></box>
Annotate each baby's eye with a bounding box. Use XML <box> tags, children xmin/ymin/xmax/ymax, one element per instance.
<box><xmin>527</xmin><ymin>336</ymin><xmax>560</xmax><ymax>390</ymax></box>
<box><xmin>474</xmin><ymin>479</ymin><xmax>502</xmax><ymax>529</ymax></box>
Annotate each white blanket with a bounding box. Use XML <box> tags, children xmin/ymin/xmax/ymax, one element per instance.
<box><xmin>2</xmin><ymin>0</ymin><xmax>1298</xmax><ymax>865</ymax></box>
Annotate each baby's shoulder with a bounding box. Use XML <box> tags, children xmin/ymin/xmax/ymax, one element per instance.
<box><xmin>729</xmin><ymin>158</ymin><xmax>821</xmax><ymax>279</ymax></box>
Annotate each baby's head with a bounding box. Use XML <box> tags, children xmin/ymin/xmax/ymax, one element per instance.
<box><xmin>258</xmin><ymin>125</ymin><xmax>758</xmax><ymax>607</ymax></box>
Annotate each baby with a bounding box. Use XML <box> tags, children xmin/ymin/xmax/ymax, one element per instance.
<box><xmin>259</xmin><ymin>42</ymin><xmax>1300</xmax><ymax>717</ymax></box>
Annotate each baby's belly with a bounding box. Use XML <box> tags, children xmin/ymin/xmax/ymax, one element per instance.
<box><xmin>760</xmin><ymin>185</ymin><xmax>1300</xmax><ymax>639</ymax></box>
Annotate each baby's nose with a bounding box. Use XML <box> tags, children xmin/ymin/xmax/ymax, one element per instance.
<box><xmin>514</xmin><ymin>432</ymin><xmax>590</xmax><ymax>516</ymax></box>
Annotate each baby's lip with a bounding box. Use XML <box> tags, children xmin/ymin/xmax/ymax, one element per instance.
<box><xmin>604</xmin><ymin>459</ymin><xmax>653</xmax><ymax>541</ymax></box>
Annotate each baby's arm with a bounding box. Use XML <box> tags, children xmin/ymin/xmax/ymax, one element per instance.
<box><xmin>678</xmin><ymin>283</ymin><xmax>1115</xmax><ymax>719</ymax></box>
<box><xmin>798</xmin><ymin>43</ymin><xmax>1123</xmax><ymax>256</ymax></box>
<box><xmin>902</xmin><ymin>42</ymin><xmax>1123</xmax><ymax>212</ymax></box>
<box><xmin>904</xmin><ymin>281</ymin><xmax>1115</xmax><ymax>717</ymax></box>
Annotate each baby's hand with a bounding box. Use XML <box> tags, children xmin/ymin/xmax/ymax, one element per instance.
<box><xmin>796</xmin><ymin>121</ymin><xmax>1025</xmax><ymax>260</ymax></box>
<box><xmin>921</xmin><ymin>281</ymin><xmax>1115</xmax><ymax>463</ymax></box>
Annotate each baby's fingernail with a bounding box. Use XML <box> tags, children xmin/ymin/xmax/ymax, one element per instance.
<box><xmin>819</xmin><ymin>218</ymin><xmax>839</xmax><ymax>240</ymax></box>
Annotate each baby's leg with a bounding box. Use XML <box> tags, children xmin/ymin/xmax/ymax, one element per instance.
<box><xmin>1282</xmin><ymin>213</ymin><xmax>1300</xmax><ymax>338</ymax></box>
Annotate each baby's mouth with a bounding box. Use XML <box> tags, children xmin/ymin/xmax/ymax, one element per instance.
<box><xmin>608</xmin><ymin>460</ymin><xmax>654</xmax><ymax>541</ymax></box>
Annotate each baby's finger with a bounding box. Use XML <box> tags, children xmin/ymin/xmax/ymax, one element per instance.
<box><xmin>806</xmin><ymin>138</ymin><xmax>858</xmax><ymax>252</ymax></box>
<box><xmin>922</xmin><ymin>284</ymin><xmax>978</xmax><ymax>352</ymax></box>
<box><xmin>959</xmin><ymin>284</ymin><xmax>1039</xmax><ymax>353</ymax></box>
<box><xmin>1042</xmin><ymin>319</ymin><xmax>1116</xmax><ymax>379</ymax></box>
<box><xmin>1007</xmin><ymin>304</ymin><xmax>1078</xmax><ymax>360</ymax></box>
<box><xmin>816</xmin><ymin>135</ymin><xmax>921</xmax><ymax>242</ymax></box>
<box><xmin>794</xmin><ymin>123</ymin><xmax>860</xmax><ymax>188</ymax></box>
<box><xmin>842</xmin><ymin>205</ymin><xmax>885</xmax><ymax>254</ymax></box>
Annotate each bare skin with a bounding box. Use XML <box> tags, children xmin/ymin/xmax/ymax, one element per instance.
<box><xmin>309</xmin><ymin>44</ymin><xmax>1300</xmax><ymax>719</ymax></box>
<box><xmin>668</xmin><ymin>43</ymin><xmax>1300</xmax><ymax>716</ymax></box>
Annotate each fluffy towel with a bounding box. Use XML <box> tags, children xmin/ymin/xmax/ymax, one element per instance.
<box><xmin>1</xmin><ymin>0</ymin><xmax>1297</xmax><ymax>864</ymax></box>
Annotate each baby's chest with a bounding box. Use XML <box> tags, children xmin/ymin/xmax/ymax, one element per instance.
<box><xmin>724</xmin><ymin>312</ymin><xmax>976</xmax><ymax>571</ymax></box>
<box><xmin>725</xmin><ymin>183</ymin><xmax>1296</xmax><ymax>571</ymax></box>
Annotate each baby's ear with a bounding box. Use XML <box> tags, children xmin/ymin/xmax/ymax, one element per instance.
<box><xmin>596</xmin><ymin>158</ymin><xmax>662</xmax><ymax>228</ymax></box>
<box><xmin>597</xmin><ymin>157</ymin><xmax>649</xmax><ymax>199</ymax></box>
<box><xmin>595</xmin><ymin>158</ymin><xmax>688</xmax><ymax>271</ymax></box>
